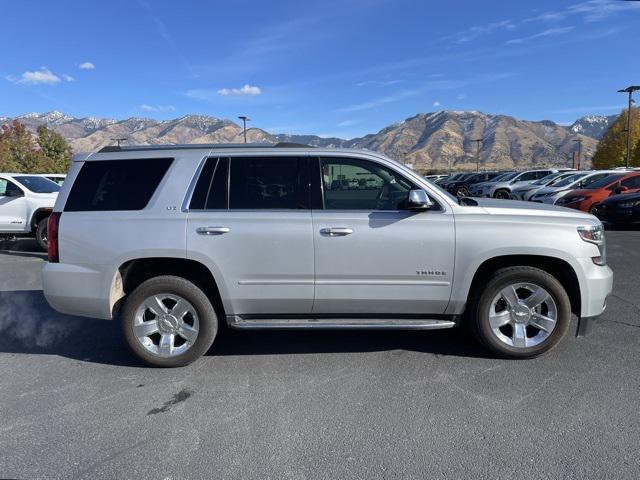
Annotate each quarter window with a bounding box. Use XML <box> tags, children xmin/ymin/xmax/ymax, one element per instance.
<box><xmin>64</xmin><ymin>158</ymin><xmax>172</xmax><ymax>212</ymax></box>
<box><xmin>621</xmin><ymin>175</ymin><xmax>640</xmax><ymax>188</ymax></box>
<box><xmin>320</xmin><ymin>157</ymin><xmax>415</xmax><ymax>210</ymax></box>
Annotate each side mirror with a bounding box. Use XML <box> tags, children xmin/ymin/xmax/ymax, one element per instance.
<box><xmin>405</xmin><ymin>189</ymin><xmax>434</xmax><ymax>210</ymax></box>
<box><xmin>614</xmin><ymin>186</ymin><xmax>629</xmax><ymax>195</ymax></box>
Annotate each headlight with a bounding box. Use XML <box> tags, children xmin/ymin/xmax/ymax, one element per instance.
<box><xmin>618</xmin><ymin>199</ymin><xmax>640</xmax><ymax>208</ymax></box>
<box><xmin>557</xmin><ymin>195</ymin><xmax>587</xmax><ymax>205</ymax></box>
<box><xmin>578</xmin><ymin>224</ymin><xmax>606</xmax><ymax>265</ymax></box>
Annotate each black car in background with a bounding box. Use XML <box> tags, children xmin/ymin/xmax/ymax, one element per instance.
<box><xmin>593</xmin><ymin>191</ymin><xmax>640</xmax><ymax>227</ymax></box>
<box><xmin>445</xmin><ymin>171</ymin><xmax>503</xmax><ymax>197</ymax></box>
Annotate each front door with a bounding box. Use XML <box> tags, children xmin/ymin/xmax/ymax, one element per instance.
<box><xmin>0</xmin><ymin>179</ymin><xmax>28</xmax><ymax>232</ymax></box>
<box><xmin>311</xmin><ymin>156</ymin><xmax>455</xmax><ymax>315</ymax></box>
<box><xmin>186</xmin><ymin>155</ymin><xmax>315</xmax><ymax>316</ymax></box>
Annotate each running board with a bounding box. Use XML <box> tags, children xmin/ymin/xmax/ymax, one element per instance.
<box><xmin>227</xmin><ymin>316</ymin><xmax>456</xmax><ymax>330</ymax></box>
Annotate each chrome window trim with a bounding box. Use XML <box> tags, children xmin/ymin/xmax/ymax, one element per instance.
<box><xmin>181</xmin><ymin>151</ymin><xmax>213</xmax><ymax>212</ymax></box>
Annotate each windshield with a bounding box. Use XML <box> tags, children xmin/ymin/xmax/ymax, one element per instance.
<box><xmin>496</xmin><ymin>172</ymin><xmax>519</xmax><ymax>182</ymax></box>
<box><xmin>583</xmin><ymin>173</ymin><xmax>627</xmax><ymax>190</ymax></box>
<box><xmin>552</xmin><ymin>172</ymin><xmax>589</xmax><ymax>188</ymax></box>
<box><xmin>532</xmin><ymin>173</ymin><xmax>562</xmax><ymax>186</ymax></box>
<box><xmin>13</xmin><ymin>175</ymin><xmax>60</xmax><ymax>193</ymax></box>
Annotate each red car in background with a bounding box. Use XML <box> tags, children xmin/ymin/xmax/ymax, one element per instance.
<box><xmin>555</xmin><ymin>171</ymin><xmax>640</xmax><ymax>213</ymax></box>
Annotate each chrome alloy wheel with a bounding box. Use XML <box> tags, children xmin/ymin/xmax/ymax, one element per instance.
<box><xmin>488</xmin><ymin>282</ymin><xmax>558</xmax><ymax>348</ymax></box>
<box><xmin>133</xmin><ymin>293</ymin><xmax>200</xmax><ymax>357</ymax></box>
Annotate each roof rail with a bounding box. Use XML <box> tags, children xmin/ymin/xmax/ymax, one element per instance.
<box><xmin>97</xmin><ymin>142</ymin><xmax>312</xmax><ymax>153</ymax></box>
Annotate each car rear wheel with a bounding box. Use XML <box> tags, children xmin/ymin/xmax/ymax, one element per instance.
<box><xmin>494</xmin><ymin>189</ymin><xmax>511</xmax><ymax>199</ymax></box>
<box><xmin>35</xmin><ymin>217</ymin><xmax>49</xmax><ymax>252</ymax></box>
<box><xmin>470</xmin><ymin>266</ymin><xmax>571</xmax><ymax>358</ymax></box>
<box><xmin>121</xmin><ymin>276</ymin><xmax>218</xmax><ymax>367</ymax></box>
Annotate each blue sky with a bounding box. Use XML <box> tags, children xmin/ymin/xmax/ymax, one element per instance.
<box><xmin>1</xmin><ymin>0</ymin><xmax>639</xmax><ymax>138</ymax></box>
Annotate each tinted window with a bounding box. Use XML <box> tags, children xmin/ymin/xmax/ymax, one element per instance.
<box><xmin>583</xmin><ymin>173</ymin><xmax>625</xmax><ymax>189</ymax></box>
<box><xmin>14</xmin><ymin>175</ymin><xmax>60</xmax><ymax>193</ymax></box>
<box><xmin>554</xmin><ymin>172</ymin><xmax>588</xmax><ymax>187</ymax></box>
<box><xmin>321</xmin><ymin>157</ymin><xmax>415</xmax><ymax>210</ymax></box>
<box><xmin>229</xmin><ymin>157</ymin><xmax>306</xmax><ymax>209</ymax></box>
<box><xmin>0</xmin><ymin>179</ymin><xmax>20</xmax><ymax>196</ymax></box>
<box><xmin>496</xmin><ymin>172</ymin><xmax>518</xmax><ymax>181</ymax></box>
<box><xmin>516</xmin><ymin>171</ymin><xmax>538</xmax><ymax>182</ymax></box>
<box><xmin>621</xmin><ymin>174</ymin><xmax>640</xmax><ymax>188</ymax></box>
<box><xmin>65</xmin><ymin>158</ymin><xmax>172</xmax><ymax>211</ymax></box>
<box><xmin>190</xmin><ymin>157</ymin><xmax>229</xmax><ymax>209</ymax></box>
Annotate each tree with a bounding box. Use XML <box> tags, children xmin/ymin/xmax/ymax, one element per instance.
<box><xmin>0</xmin><ymin>120</ymin><xmax>36</xmax><ymax>171</ymax></box>
<box><xmin>0</xmin><ymin>121</ymin><xmax>72</xmax><ymax>173</ymax></box>
<box><xmin>592</xmin><ymin>108</ymin><xmax>640</xmax><ymax>168</ymax></box>
<box><xmin>36</xmin><ymin>125</ymin><xmax>71</xmax><ymax>173</ymax></box>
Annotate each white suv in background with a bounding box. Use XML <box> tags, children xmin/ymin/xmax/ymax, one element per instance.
<box><xmin>474</xmin><ymin>169</ymin><xmax>570</xmax><ymax>199</ymax></box>
<box><xmin>0</xmin><ymin>173</ymin><xmax>60</xmax><ymax>250</ymax></box>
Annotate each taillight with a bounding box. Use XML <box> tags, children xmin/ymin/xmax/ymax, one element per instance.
<box><xmin>47</xmin><ymin>212</ymin><xmax>61</xmax><ymax>263</ymax></box>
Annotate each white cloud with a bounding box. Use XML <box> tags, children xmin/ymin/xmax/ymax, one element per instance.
<box><xmin>506</xmin><ymin>26</ymin><xmax>574</xmax><ymax>45</ymax></box>
<box><xmin>79</xmin><ymin>62</ymin><xmax>95</xmax><ymax>70</ymax></box>
<box><xmin>217</xmin><ymin>84</ymin><xmax>262</xmax><ymax>96</ymax></box>
<box><xmin>456</xmin><ymin>93</ymin><xmax>467</xmax><ymax>100</ymax></box>
<box><xmin>433</xmin><ymin>100</ymin><xmax>441</xmax><ymax>107</ymax></box>
<box><xmin>13</xmin><ymin>68</ymin><xmax>61</xmax><ymax>85</ymax></box>
<box><xmin>62</xmin><ymin>74</ymin><xmax>75</xmax><ymax>82</ymax></box>
<box><xmin>140</xmin><ymin>104</ymin><xmax>176</xmax><ymax>112</ymax></box>
<box><xmin>337</xmin><ymin>119</ymin><xmax>358</xmax><ymax>127</ymax></box>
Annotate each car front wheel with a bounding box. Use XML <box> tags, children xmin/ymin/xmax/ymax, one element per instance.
<box><xmin>494</xmin><ymin>189</ymin><xmax>511</xmax><ymax>199</ymax></box>
<box><xmin>470</xmin><ymin>266</ymin><xmax>571</xmax><ymax>358</ymax></box>
<box><xmin>35</xmin><ymin>217</ymin><xmax>49</xmax><ymax>251</ymax></box>
<box><xmin>121</xmin><ymin>276</ymin><xmax>218</xmax><ymax>367</ymax></box>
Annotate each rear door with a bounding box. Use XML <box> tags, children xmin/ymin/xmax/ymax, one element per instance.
<box><xmin>0</xmin><ymin>178</ymin><xmax>28</xmax><ymax>232</ymax></box>
<box><xmin>311</xmin><ymin>156</ymin><xmax>455</xmax><ymax>315</ymax></box>
<box><xmin>186</xmin><ymin>155</ymin><xmax>315</xmax><ymax>316</ymax></box>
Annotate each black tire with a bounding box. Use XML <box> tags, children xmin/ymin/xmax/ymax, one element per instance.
<box><xmin>121</xmin><ymin>276</ymin><xmax>218</xmax><ymax>367</ymax></box>
<box><xmin>469</xmin><ymin>266</ymin><xmax>571</xmax><ymax>359</ymax></box>
<box><xmin>456</xmin><ymin>186</ymin><xmax>470</xmax><ymax>198</ymax></box>
<box><xmin>494</xmin><ymin>189</ymin><xmax>510</xmax><ymax>199</ymax></box>
<box><xmin>35</xmin><ymin>217</ymin><xmax>49</xmax><ymax>252</ymax></box>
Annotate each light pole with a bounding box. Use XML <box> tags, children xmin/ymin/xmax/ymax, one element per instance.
<box><xmin>238</xmin><ymin>115</ymin><xmax>250</xmax><ymax>143</ymax></box>
<box><xmin>617</xmin><ymin>86</ymin><xmax>640</xmax><ymax>168</ymax></box>
<box><xmin>572</xmin><ymin>138</ymin><xmax>582</xmax><ymax>170</ymax></box>
<box><xmin>472</xmin><ymin>138</ymin><xmax>482</xmax><ymax>172</ymax></box>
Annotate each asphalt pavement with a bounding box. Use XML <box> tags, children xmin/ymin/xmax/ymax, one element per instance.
<box><xmin>0</xmin><ymin>232</ymin><xmax>639</xmax><ymax>480</ymax></box>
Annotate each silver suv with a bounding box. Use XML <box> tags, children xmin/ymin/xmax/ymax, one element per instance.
<box><xmin>43</xmin><ymin>144</ymin><xmax>613</xmax><ymax>367</ymax></box>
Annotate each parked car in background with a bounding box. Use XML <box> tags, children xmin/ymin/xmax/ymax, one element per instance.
<box><xmin>42</xmin><ymin>143</ymin><xmax>611</xmax><ymax>367</ymax></box>
<box><xmin>555</xmin><ymin>171</ymin><xmax>640</xmax><ymax>213</ymax></box>
<box><xmin>425</xmin><ymin>174</ymin><xmax>448</xmax><ymax>182</ymax></box>
<box><xmin>38</xmin><ymin>174</ymin><xmax>66</xmax><ymax>186</ymax></box>
<box><xmin>468</xmin><ymin>171</ymin><xmax>516</xmax><ymax>196</ymax></box>
<box><xmin>0</xmin><ymin>173</ymin><xmax>60</xmax><ymax>250</ymax></box>
<box><xmin>445</xmin><ymin>171</ymin><xmax>503</xmax><ymax>197</ymax></box>
<box><xmin>438</xmin><ymin>172</ymin><xmax>476</xmax><ymax>190</ymax></box>
<box><xmin>473</xmin><ymin>169</ymin><xmax>563</xmax><ymax>199</ymax></box>
<box><xmin>511</xmin><ymin>172</ymin><xmax>576</xmax><ymax>201</ymax></box>
<box><xmin>530</xmin><ymin>171</ymin><xmax>620</xmax><ymax>205</ymax></box>
<box><xmin>593</xmin><ymin>190</ymin><xmax>640</xmax><ymax>227</ymax></box>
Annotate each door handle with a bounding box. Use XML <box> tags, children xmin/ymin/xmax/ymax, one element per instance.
<box><xmin>320</xmin><ymin>227</ymin><xmax>353</xmax><ymax>237</ymax></box>
<box><xmin>196</xmin><ymin>226</ymin><xmax>230</xmax><ymax>235</ymax></box>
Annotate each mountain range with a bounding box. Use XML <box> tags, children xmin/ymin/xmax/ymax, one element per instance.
<box><xmin>1</xmin><ymin>110</ymin><xmax>617</xmax><ymax>171</ymax></box>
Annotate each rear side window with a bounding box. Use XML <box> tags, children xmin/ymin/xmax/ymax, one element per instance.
<box><xmin>64</xmin><ymin>158</ymin><xmax>172</xmax><ymax>211</ymax></box>
<box><xmin>189</xmin><ymin>157</ymin><xmax>229</xmax><ymax>209</ymax></box>
<box><xmin>229</xmin><ymin>157</ymin><xmax>307</xmax><ymax>209</ymax></box>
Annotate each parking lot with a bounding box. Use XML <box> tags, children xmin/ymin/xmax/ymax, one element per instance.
<box><xmin>0</xmin><ymin>231</ymin><xmax>639</xmax><ymax>480</ymax></box>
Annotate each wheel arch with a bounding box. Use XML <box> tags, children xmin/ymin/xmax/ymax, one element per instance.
<box><xmin>464</xmin><ymin>254</ymin><xmax>581</xmax><ymax>318</ymax></box>
<box><xmin>113</xmin><ymin>257</ymin><xmax>226</xmax><ymax>321</ymax></box>
<box><xmin>30</xmin><ymin>208</ymin><xmax>52</xmax><ymax>231</ymax></box>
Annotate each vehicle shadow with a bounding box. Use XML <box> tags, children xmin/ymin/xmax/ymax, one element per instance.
<box><xmin>0</xmin><ymin>290</ymin><xmax>491</xmax><ymax>367</ymax></box>
<box><xmin>0</xmin><ymin>238</ymin><xmax>47</xmax><ymax>259</ymax></box>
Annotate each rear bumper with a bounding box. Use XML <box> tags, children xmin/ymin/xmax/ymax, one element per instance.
<box><xmin>42</xmin><ymin>262</ymin><xmax>113</xmax><ymax>319</ymax></box>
